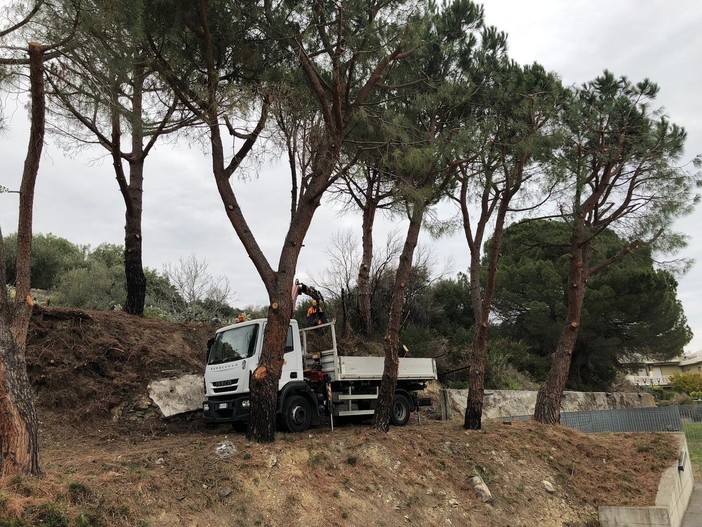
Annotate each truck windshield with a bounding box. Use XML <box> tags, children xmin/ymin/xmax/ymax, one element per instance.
<box><xmin>208</xmin><ymin>325</ymin><xmax>259</xmax><ymax>365</ymax></box>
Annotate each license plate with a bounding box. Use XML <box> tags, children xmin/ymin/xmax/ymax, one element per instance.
<box><xmin>218</xmin><ymin>403</ymin><xmax>228</xmax><ymax>409</ymax></box>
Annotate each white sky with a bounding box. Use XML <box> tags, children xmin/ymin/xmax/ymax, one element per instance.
<box><xmin>1</xmin><ymin>0</ymin><xmax>702</xmax><ymax>353</ymax></box>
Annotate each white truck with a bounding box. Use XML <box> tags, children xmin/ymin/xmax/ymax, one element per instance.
<box><xmin>202</xmin><ymin>318</ymin><xmax>437</xmax><ymax>432</ymax></box>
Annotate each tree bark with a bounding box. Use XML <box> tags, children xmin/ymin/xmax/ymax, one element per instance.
<box><xmin>340</xmin><ymin>287</ymin><xmax>352</xmax><ymax>337</ymax></box>
<box><xmin>122</xmin><ymin>60</ymin><xmax>147</xmax><ymax>316</ymax></box>
<box><xmin>123</xmin><ymin>161</ymin><xmax>146</xmax><ymax>315</ymax></box>
<box><xmin>357</xmin><ymin>202</ymin><xmax>376</xmax><ymax>336</ymax></box>
<box><xmin>464</xmin><ymin>323</ymin><xmax>487</xmax><ymax>429</ymax></box>
<box><xmin>0</xmin><ymin>41</ymin><xmax>45</xmax><ymax>478</ymax></box>
<box><xmin>374</xmin><ymin>204</ymin><xmax>424</xmax><ymax>432</ymax></box>
<box><xmin>0</xmin><ymin>318</ymin><xmax>40</xmax><ymax>477</ymax></box>
<box><xmin>534</xmin><ymin>231</ymin><xmax>590</xmax><ymax>424</ymax></box>
<box><xmin>247</xmin><ymin>286</ymin><xmax>292</xmax><ymax>442</ymax></box>
<box><xmin>464</xmin><ymin>185</ymin><xmax>512</xmax><ymax>430</ymax></box>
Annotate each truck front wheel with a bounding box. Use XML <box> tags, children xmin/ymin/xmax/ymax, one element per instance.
<box><xmin>283</xmin><ymin>395</ymin><xmax>313</xmax><ymax>433</ymax></box>
<box><xmin>390</xmin><ymin>394</ymin><xmax>412</xmax><ymax>427</ymax></box>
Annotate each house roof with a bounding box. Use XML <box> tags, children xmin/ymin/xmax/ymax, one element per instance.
<box><xmin>624</xmin><ymin>350</ymin><xmax>702</xmax><ymax>368</ymax></box>
<box><xmin>679</xmin><ymin>351</ymin><xmax>702</xmax><ymax>367</ymax></box>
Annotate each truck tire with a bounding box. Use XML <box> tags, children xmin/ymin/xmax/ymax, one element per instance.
<box><xmin>390</xmin><ymin>394</ymin><xmax>412</xmax><ymax>427</ymax></box>
<box><xmin>283</xmin><ymin>395</ymin><xmax>313</xmax><ymax>433</ymax></box>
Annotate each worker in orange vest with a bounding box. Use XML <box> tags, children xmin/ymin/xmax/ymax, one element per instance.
<box><xmin>306</xmin><ymin>300</ymin><xmax>323</xmax><ymax>326</ymax></box>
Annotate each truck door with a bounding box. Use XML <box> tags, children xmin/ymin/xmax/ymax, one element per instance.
<box><xmin>279</xmin><ymin>323</ymin><xmax>303</xmax><ymax>390</ymax></box>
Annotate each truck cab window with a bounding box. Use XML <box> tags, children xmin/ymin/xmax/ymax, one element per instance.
<box><xmin>208</xmin><ymin>325</ymin><xmax>259</xmax><ymax>365</ymax></box>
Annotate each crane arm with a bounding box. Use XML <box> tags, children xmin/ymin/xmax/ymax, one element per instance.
<box><xmin>291</xmin><ymin>280</ymin><xmax>325</xmax><ymax>315</ymax></box>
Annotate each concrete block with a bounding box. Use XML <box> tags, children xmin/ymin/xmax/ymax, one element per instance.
<box><xmin>599</xmin><ymin>434</ymin><xmax>694</xmax><ymax>527</ymax></box>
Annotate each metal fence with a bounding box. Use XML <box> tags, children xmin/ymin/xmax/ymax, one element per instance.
<box><xmin>560</xmin><ymin>405</ymin><xmax>683</xmax><ymax>433</ymax></box>
<box><xmin>506</xmin><ymin>405</ymin><xmax>702</xmax><ymax>475</ymax></box>
<box><xmin>679</xmin><ymin>405</ymin><xmax>702</xmax><ymax>476</ymax></box>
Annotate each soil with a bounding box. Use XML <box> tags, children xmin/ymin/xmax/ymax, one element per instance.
<box><xmin>0</xmin><ymin>307</ymin><xmax>681</xmax><ymax>526</ymax></box>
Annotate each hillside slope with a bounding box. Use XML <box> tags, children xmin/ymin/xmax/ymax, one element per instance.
<box><xmin>0</xmin><ymin>307</ymin><xmax>680</xmax><ymax>527</ymax></box>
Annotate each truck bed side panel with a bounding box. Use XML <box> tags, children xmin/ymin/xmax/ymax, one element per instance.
<box><xmin>327</xmin><ymin>356</ymin><xmax>436</xmax><ymax>381</ymax></box>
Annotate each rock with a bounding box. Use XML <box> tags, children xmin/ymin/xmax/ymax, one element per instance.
<box><xmin>471</xmin><ymin>475</ymin><xmax>493</xmax><ymax>503</ymax></box>
<box><xmin>268</xmin><ymin>455</ymin><xmax>277</xmax><ymax>467</ymax></box>
<box><xmin>148</xmin><ymin>374</ymin><xmax>204</xmax><ymax>418</ymax></box>
<box><xmin>214</xmin><ymin>441</ymin><xmax>236</xmax><ymax>458</ymax></box>
<box><xmin>218</xmin><ymin>487</ymin><xmax>233</xmax><ymax>498</ymax></box>
<box><xmin>155</xmin><ymin>457</ymin><xmax>165</xmax><ymax>465</ymax></box>
<box><xmin>542</xmin><ymin>480</ymin><xmax>555</xmax><ymax>493</ymax></box>
<box><xmin>448</xmin><ymin>498</ymin><xmax>459</xmax><ymax>507</ymax></box>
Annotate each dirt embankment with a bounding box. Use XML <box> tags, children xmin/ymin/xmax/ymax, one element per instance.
<box><xmin>0</xmin><ymin>307</ymin><xmax>681</xmax><ymax>527</ymax></box>
<box><xmin>26</xmin><ymin>306</ymin><xmax>212</xmax><ymax>424</ymax></box>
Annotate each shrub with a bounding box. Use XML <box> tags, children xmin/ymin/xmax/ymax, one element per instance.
<box><xmin>669</xmin><ymin>372</ymin><xmax>702</xmax><ymax>395</ymax></box>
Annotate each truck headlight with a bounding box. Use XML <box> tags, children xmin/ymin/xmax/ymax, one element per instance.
<box><xmin>241</xmin><ymin>399</ymin><xmax>250</xmax><ymax>409</ymax></box>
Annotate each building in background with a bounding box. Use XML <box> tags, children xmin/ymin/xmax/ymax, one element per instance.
<box><xmin>627</xmin><ymin>352</ymin><xmax>702</xmax><ymax>388</ymax></box>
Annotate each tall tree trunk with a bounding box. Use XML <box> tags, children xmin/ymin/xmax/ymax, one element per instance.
<box><xmin>247</xmin><ymin>282</ymin><xmax>293</xmax><ymax>442</ymax></box>
<box><xmin>534</xmin><ymin>231</ymin><xmax>590</xmax><ymax>424</ymax></box>
<box><xmin>123</xmin><ymin>61</ymin><xmax>147</xmax><ymax>316</ymax></box>
<box><xmin>465</xmin><ymin>325</ymin><xmax>488</xmax><ymax>429</ymax></box>
<box><xmin>464</xmin><ymin>219</ymin><xmax>487</xmax><ymax>430</ymax></box>
<box><xmin>374</xmin><ymin>204</ymin><xmax>423</xmax><ymax>432</ymax></box>
<box><xmin>123</xmin><ymin>160</ymin><xmax>146</xmax><ymax>315</ymax></box>
<box><xmin>340</xmin><ymin>288</ymin><xmax>352</xmax><ymax>337</ymax></box>
<box><xmin>0</xmin><ymin>318</ymin><xmax>40</xmax><ymax>477</ymax></box>
<box><xmin>0</xmin><ymin>42</ymin><xmax>45</xmax><ymax>478</ymax></box>
<box><xmin>356</xmin><ymin>203</ymin><xmax>376</xmax><ymax>336</ymax></box>
<box><xmin>464</xmin><ymin>195</ymin><xmax>511</xmax><ymax>430</ymax></box>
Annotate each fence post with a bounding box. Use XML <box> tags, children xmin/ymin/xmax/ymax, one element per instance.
<box><xmin>440</xmin><ymin>389</ymin><xmax>452</xmax><ymax>421</ymax></box>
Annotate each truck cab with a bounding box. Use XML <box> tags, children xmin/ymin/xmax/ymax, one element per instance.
<box><xmin>202</xmin><ymin>319</ymin><xmax>317</xmax><ymax>427</ymax></box>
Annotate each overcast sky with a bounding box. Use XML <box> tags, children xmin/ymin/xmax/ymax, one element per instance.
<box><xmin>1</xmin><ymin>1</ymin><xmax>701</xmax><ymax>352</ymax></box>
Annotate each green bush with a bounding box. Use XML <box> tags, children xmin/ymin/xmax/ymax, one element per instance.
<box><xmin>647</xmin><ymin>385</ymin><xmax>675</xmax><ymax>403</ymax></box>
<box><xmin>485</xmin><ymin>339</ymin><xmax>538</xmax><ymax>390</ymax></box>
<box><xmin>669</xmin><ymin>372</ymin><xmax>702</xmax><ymax>395</ymax></box>
<box><xmin>52</xmin><ymin>262</ymin><xmax>125</xmax><ymax>310</ymax></box>
<box><xmin>143</xmin><ymin>305</ymin><xmax>175</xmax><ymax>321</ymax></box>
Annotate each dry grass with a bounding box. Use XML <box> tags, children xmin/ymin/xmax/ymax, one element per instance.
<box><xmin>0</xmin><ymin>417</ymin><xmax>675</xmax><ymax>527</ymax></box>
<box><xmin>0</xmin><ymin>308</ymin><xmax>683</xmax><ymax>527</ymax></box>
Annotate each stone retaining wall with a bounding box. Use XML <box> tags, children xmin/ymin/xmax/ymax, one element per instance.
<box><xmin>445</xmin><ymin>389</ymin><xmax>656</xmax><ymax>420</ymax></box>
